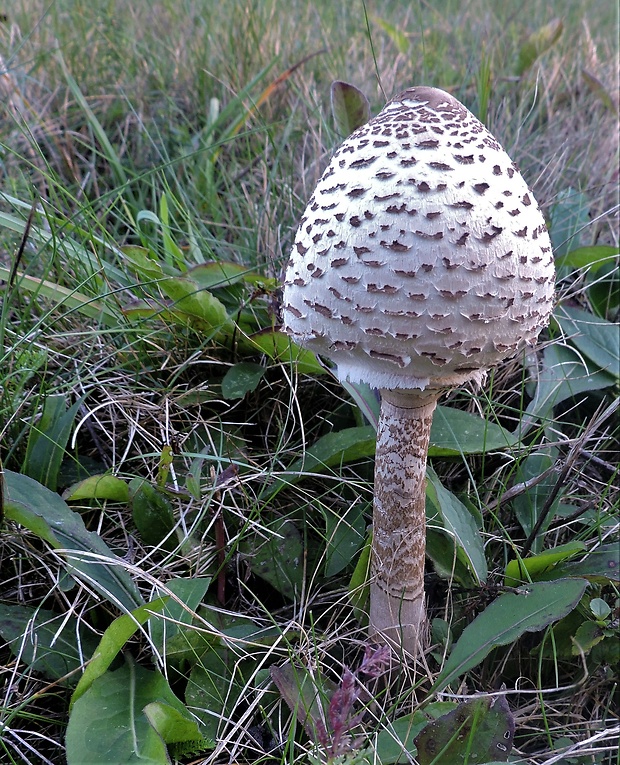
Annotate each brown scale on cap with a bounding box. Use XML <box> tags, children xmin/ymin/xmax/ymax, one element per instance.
<box><xmin>282</xmin><ymin>86</ymin><xmax>555</xmax><ymax>657</ymax></box>
<box><xmin>283</xmin><ymin>86</ymin><xmax>554</xmax><ymax>391</ymax></box>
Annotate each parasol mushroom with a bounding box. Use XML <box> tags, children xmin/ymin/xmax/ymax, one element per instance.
<box><xmin>282</xmin><ymin>86</ymin><xmax>555</xmax><ymax>655</ymax></box>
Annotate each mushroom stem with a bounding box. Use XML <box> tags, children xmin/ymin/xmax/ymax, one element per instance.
<box><xmin>370</xmin><ymin>388</ymin><xmax>440</xmax><ymax>655</ymax></box>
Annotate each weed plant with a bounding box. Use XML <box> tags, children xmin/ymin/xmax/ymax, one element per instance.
<box><xmin>0</xmin><ymin>1</ymin><xmax>618</xmax><ymax>764</ymax></box>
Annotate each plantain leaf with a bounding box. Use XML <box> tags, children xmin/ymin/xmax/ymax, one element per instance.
<box><xmin>67</xmin><ymin>659</ymin><xmax>209</xmax><ymax>764</ymax></box>
<box><xmin>504</xmin><ymin>541</ymin><xmax>587</xmax><ymax>586</ymax></box>
<box><xmin>121</xmin><ymin>245</ymin><xmax>166</xmax><ymax>281</ymax></box>
<box><xmin>240</xmin><ymin>516</ymin><xmax>304</xmax><ymax>600</ymax></box>
<box><xmin>160</xmin><ymin>275</ymin><xmax>231</xmax><ymax>330</ymax></box>
<box><xmin>430</xmin><ymin>406</ymin><xmax>516</xmax><ymax>456</ymax></box>
<box><xmin>221</xmin><ymin>362</ymin><xmax>265</xmax><ymax>399</ymax></box>
<box><xmin>348</xmin><ymin>533</ymin><xmax>371</xmax><ymax>619</ymax></box>
<box><xmin>414</xmin><ymin>696</ymin><xmax>515</xmax><ymax>764</ymax></box>
<box><xmin>0</xmin><ymin>604</ymin><xmax>99</xmax><ymax>683</ymax></box>
<box><xmin>22</xmin><ymin>393</ymin><xmax>85</xmax><ymax>491</ymax></box>
<box><xmin>244</xmin><ymin>329</ymin><xmax>325</xmax><ymax>375</ymax></box>
<box><xmin>323</xmin><ymin>503</ymin><xmax>367</xmax><ymax>577</ymax></box>
<box><xmin>143</xmin><ymin>701</ymin><xmax>204</xmax><ymax>745</ymax></box>
<box><xmin>537</xmin><ymin>543</ymin><xmax>620</xmax><ymax>584</ymax></box>
<box><xmin>512</xmin><ymin>447</ymin><xmax>560</xmax><ymax>552</ymax></box>
<box><xmin>433</xmin><ymin>578</ymin><xmax>589</xmax><ymax>692</ymax></box>
<box><xmin>268</xmin><ymin>404</ymin><xmax>514</xmax><ymax>499</ymax></box>
<box><xmin>555</xmin><ymin>304</ymin><xmax>620</xmax><ymax>378</ymax></box>
<box><xmin>3</xmin><ymin>470</ymin><xmax>143</xmax><ymax>611</ymax></box>
<box><xmin>70</xmin><ymin>598</ymin><xmax>167</xmax><ymax>709</ymax></box>
<box><xmin>131</xmin><ymin>480</ymin><xmax>176</xmax><ymax>548</ymax></box>
<box><xmin>63</xmin><ymin>473</ymin><xmax>130</xmax><ymax>502</ymax></box>
<box><xmin>185</xmin><ymin>646</ymin><xmax>253</xmax><ymax>739</ymax></box>
<box><xmin>555</xmin><ymin>244</ymin><xmax>618</xmax><ymax>272</ymax></box>
<box><xmin>189</xmin><ymin>261</ymin><xmax>264</xmax><ymax>289</ymax></box>
<box><xmin>149</xmin><ymin>576</ymin><xmax>212</xmax><ymax>655</ymax></box>
<box><xmin>426</xmin><ymin>468</ymin><xmax>487</xmax><ymax>585</ymax></box>
<box><xmin>524</xmin><ymin>343</ymin><xmax>616</xmax><ymax>426</ymax></box>
<box><xmin>549</xmin><ymin>188</ymin><xmax>589</xmax><ymax>257</ymax></box>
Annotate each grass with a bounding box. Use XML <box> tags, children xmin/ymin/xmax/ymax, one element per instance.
<box><xmin>0</xmin><ymin>0</ymin><xmax>618</xmax><ymax>763</ymax></box>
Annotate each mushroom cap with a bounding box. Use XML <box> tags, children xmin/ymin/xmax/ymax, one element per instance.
<box><xmin>282</xmin><ymin>86</ymin><xmax>555</xmax><ymax>391</ymax></box>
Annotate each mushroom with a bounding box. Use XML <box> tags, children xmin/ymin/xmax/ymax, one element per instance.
<box><xmin>282</xmin><ymin>86</ymin><xmax>555</xmax><ymax>655</ymax></box>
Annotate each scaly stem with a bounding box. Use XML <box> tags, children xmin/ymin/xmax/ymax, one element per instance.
<box><xmin>369</xmin><ymin>388</ymin><xmax>439</xmax><ymax>655</ymax></box>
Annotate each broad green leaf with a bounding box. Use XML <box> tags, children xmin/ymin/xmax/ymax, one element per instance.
<box><xmin>263</xmin><ymin>425</ymin><xmax>376</xmax><ymax>498</ymax></box>
<box><xmin>524</xmin><ymin>344</ymin><xmax>616</xmax><ymax>426</ymax></box>
<box><xmin>0</xmin><ymin>604</ymin><xmax>99</xmax><ymax>683</ymax></box>
<box><xmin>70</xmin><ymin>598</ymin><xmax>167</xmax><ymax>709</ymax></box>
<box><xmin>426</xmin><ymin>468</ymin><xmax>487</xmax><ymax>585</ymax></box>
<box><xmin>3</xmin><ymin>470</ymin><xmax>143</xmax><ymax>611</ymax></box>
<box><xmin>555</xmin><ymin>305</ymin><xmax>620</xmax><ymax>378</ymax></box>
<box><xmin>163</xmin><ymin>608</ymin><xmax>279</xmax><ymax>668</ymax></box>
<box><xmin>571</xmin><ymin>621</ymin><xmax>606</xmax><ymax>655</ymax></box>
<box><xmin>287</xmin><ymin>426</ymin><xmax>376</xmax><ymax>476</ymax></box>
<box><xmin>414</xmin><ymin>696</ymin><xmax>514</xmax><ymax>764</ymax></box>
<box><xmin>538</xmin><ymin>543</ymin><xmax>619</xmax><ymax>584</ymax></box>
<box><xmin>589</xmin><ymin>598</ymin><xmax>612</xmax><ymax>620</ymax></box>
<box><xmin>121</xmin><ymin>245</ymin><xmax>166</xmax><ymax>281</ymax></box>
<box><xmin>426</xmin><ymin>530</ymin><xmax>478</xmax><ymax>589</ymax></box>
<box><xmin>429</xmin><ymin>406</ymin><xmax>516</xmax><ymax>456</ymax></box>
<box><xmin>374</xmin><ymin>712</ymin><xmax>425</xmax><ymax>762</ymax></box>
<box><xmin>589</xmin><ymin>634</ymin><xmax>620</xmax><ymax>666</ymax></box>
<box><xmin>131</xmin><ymin>481</ymin><xmax>176</xmax><ymax>548</ymax></box>
<box><xmin>348</xmin><ymin>533</ymin><xmax>371</xmax><ymax>619</ymax></box>
<box><xmin>374</xmin><ymin>703</ymin><xmax>457</xmax><ymax>764</ymax></box>
<box><xmin>555</xmin><ymin>245</ymin><xmax>618</xmax><ymax>272</ymax></box>
<box><xmin>323</xmin><ymin>503</ymin><xmax>367</xmax><ymax>577</ymax></box>
<box><xmin>221</xmin><ymin>362</ymin><xmax>265</xmax><ymax>399</ymax></box>
<box><xmin>538</xmin><ymin>609</ymin><xmax>585</xmax><ymax>659</ymax></box>
<box><xmin>245</xmin><ymin>329</ymin><xmax>325</xmax><ymax>375</ymax></box>
<box><xmin>549</xmin><ymin>187</ymin><xmax>588</xmax><ymax>257</ymax></box>
<box><xmin>433</xmin><ymin>579</ymin><xmax>589</xmax><ymax>692</ymax></box>
<box><xmin>189</xmin><ymin>261</ymin><xmax>264</xmax><ymax>289</ymax></box>
<box><xmin>511</xmin><ymin>448</ymin><xmax>560</xmax><ymax>552</ymax></box>
<box><xmin>121</xmin><ymin>299</ymin><xmax>171</xmax><ymax>322</ymax></box>
<box><xmin>63</xmin><ymin>473</ymin><xmax>130</xmax><ymax>502</ymax></box>
<box><xmin>268</xmin><ymin>406</ymin><xmax>516</xmax><ymax>498</ymax></box>
<box><xmin>241</xmin><ymin>517</ymin><xmax>304</xmax><ymax>600</ymax></box>
<box><xmin>587</xmin><ymin>260</ymin><xmax>619</xmax><ymax>319</ymax></box>
<box><xmin>67</xmin><ymin>660</ymin><xmax>202</xmax><ymax>764</ymax></box>
<box><xmin>504</xmin><ymin>541</ymin><xmax>587</xmax><ymax>586</ymax></box>
<box><xmin>330</xmin><ymin>80</ymin><xmax>371</xmax><ymax>137</ymax></box>
<box><xmin>160</xmin><ymin>275</ymin><xmax>231</xmax><ymax>329</ymax></box>
<box><xmin>342</xmin><ymin>380</ymin><xmax>381</xmax><ymax>429</ymax></box>
<box><xmin>517</xmin><ymin>18</ymin><xmax>563</xmax><ymax>76</ymax></box>
<box><xmin>149</xmin><ymin>577</ymin><xmax>212</xmax><ymax>655</ymax></box>
<box><xmin>22</xmin><ymin>393</ymin><xmax>84</xmax><ymax>491</ymax></box>
<box><xmin>143</xmin><ymin>701</ymin><xmax>206</xmax><ymax>745</ymax></box>
<box><xmin>335</xmin><ymin>387</ymin><xmax>513</xmax><ymax>455</ymax></box>
<box><xmin>185</xmin><ymin>646</ymin><xmax>252</xmax><ymax>738</ymax></box>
